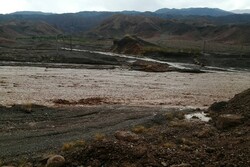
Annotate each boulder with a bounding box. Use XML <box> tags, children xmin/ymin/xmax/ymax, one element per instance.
<box><xmin>216</xmin><ymin>114</ymin><xmax>244</xmax><ymax>129</ymax></box>
<box><xmin>115</xmin><ymin>131</ymin><xmax>140</xmax><ymax>142</ymax></box>
<box><xmin>46</xmin><ymin>155</ymin><xmax>65</xmax><ymax>167</ymax></box>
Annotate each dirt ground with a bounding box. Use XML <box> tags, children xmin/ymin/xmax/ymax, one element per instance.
<box><xmin>1</xmin><ymin>66</ymin><xmax>250</xmax><ymax>108</ymax></box>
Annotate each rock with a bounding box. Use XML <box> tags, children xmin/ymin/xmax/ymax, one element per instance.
<box><xmin>161</xmin><ymin>162</ymin><xmax>167</xmax><ymax>166</ymax></box>
<box><xmin>170</xmin><ymin>163</ymin><xmax>192</xmax><ymax>167</ymax></box>
<box><xmin>209</xmin><ymin>101</ymin><xmax>228</xmax><ymax>112</ymax></box>
<box><xmin>46</xmin><ymin>155</ymin><xmax>65</xmax><ymax>167</ymax></box>
<box><xmin>152</xmin><ymin>113</ymin><xmax>167</xmax><ymax>125</ymax></box>
<box><xmin>216</xmin><ymin>114</ymin><xmax>244</xmax><ymax>129</ymax></box>
<box><xmin>205</xmin><ymin>147</ymin><xmax>216</xmax><ymax>153</ymax></box>
<box><xmin>115</xmin><ymin>131</ymin><xmax>140</xmax><ymax>142</ymax></box>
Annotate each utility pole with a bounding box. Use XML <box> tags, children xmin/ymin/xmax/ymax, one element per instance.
<box><xmin>70</xmin><ymin>35</ymin><xmax>72</xmax><ymax>51</ymax></box>
<box><xmin>202</xmin><ymin>40</ymin><xmax>206</xmax><ymax>54</ymax></box>
<box><xmin>56</xmin><ymin>34</ymin><xmax>59</xmax><ymax>55</ymax></box>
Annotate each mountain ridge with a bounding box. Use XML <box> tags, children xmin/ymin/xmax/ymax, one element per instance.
<box><xmin>155</xmin><ymin>7</ymin><xmax>232</xmax><ymax>16</ymax></box>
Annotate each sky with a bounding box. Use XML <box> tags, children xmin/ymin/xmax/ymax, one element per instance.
<box><xmin>0</xmin><ymin>0</ymin><xmax>250</xmax><ymax>14</ymax></box>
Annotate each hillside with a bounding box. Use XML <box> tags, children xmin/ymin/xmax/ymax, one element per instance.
<box><xmin>89</xmin><ymin>14</ymin><xmax>169</xmax><ymax>38</ymax></box>
<box><xmin>0</xmin><ymin>20</ymin><xmax>61</xmax><ymax>39</ymax></box>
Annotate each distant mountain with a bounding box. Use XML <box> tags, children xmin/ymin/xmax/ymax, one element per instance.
<box><xmin>155</xmin><ymin>8</ymin><xmax>232</xmax><ymax>16</ymax></box>
<box><xmin>10</xmin><ymin>11</ymin><xmax>53</xmax><ymax>15</ymax></box>
<box><xmin>231</xmin><ymin>9</ymin><xmax>250</xmax><ymax>14</ymax></box>
<box><xmin>0</xmin><ymin>11</ymin><xmax>117</xmax><ymax>33</ymax></box>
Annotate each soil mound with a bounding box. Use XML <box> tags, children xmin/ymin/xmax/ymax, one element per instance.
<box><xmin>210</xmin><ymin>88</ymin><xmax>250</xmax><ymax>118</ymax></box>
<box><xmin>225</xmin><ymin>88</ymin><xmax>250</xmax><ymax>116</ymax></box>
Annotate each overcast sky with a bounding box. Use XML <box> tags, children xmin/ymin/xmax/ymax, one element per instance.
<box><xmin>0</xmin><ymin>0</ymin><xmax>249</xmax><ymax>14</ymax></box>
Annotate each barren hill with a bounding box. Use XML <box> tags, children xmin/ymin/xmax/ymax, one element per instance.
<box><xmin>90</xmin><ymin>14</ymin><xmax>168</xmax><ymax>38</ymax></box>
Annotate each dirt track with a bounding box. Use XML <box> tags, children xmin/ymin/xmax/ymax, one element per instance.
<box><xmin>0</xmin><ymin>105</ymin><xmax>180</xmax><ymax>158</ymax></box>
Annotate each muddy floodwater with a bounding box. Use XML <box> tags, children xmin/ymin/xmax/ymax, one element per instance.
<box><xmin>1</xmin><ymin>66</ymin><xmax>250</xmax><ymax>108</ymax></box>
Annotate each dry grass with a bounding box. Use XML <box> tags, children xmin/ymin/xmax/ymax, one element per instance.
<box><xmin>94</xmin><ymin>133</ymin><xmax>106</xmax><ymax>141</ymax></box>
<box><xmin>131</xmin><ymin>125</ymin><xmax>148</xmax><ymax>134</ymax></box>
<box><xmin>178</xmin><ymin>138</ymin><xmax>197</xmax><ymax>146</ymax></box>
<box><xmin>22</xmin><ymin>103</ymin><xmax>34</xmax><ymax>113</ymax></box>
<box><xmin>163</xmin><ymin>142</ymin><xmax>177</xmax><ymax>149</ymax></box>
<box><xmin>62</xmin><ymin>140</ymin><xmax>86</xmax><ymax>151</ymax></box>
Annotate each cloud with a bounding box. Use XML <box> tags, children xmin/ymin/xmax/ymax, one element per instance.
<box><xmin>0</xmin><ymin>0</ymin><xmax>30</xmax><ymax>14</ymax></box>
<box><xmin>0</xmin><ymin>0</ymin><xmax>250</xmax><ymax>14</ymax></box>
